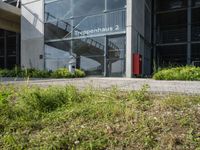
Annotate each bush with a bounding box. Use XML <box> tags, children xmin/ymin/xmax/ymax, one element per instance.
<box><xmin>74</xmin><ymin>69</ymin><xmax>86</xmax><ymax>78</ymax></box>
<box><xmin>153</xmin><ymin>66</ymin><xmax>200</xmax><ymax>81</ymax></box>
<box><xmin>50</xmin><ymin>68</ymin><xmax>72</xmax><ymax>78</ymax></box>
<box><xmin>0</xmin><ymin>68</ymin><xmax>86</xmax><ymax>78</ymax></box>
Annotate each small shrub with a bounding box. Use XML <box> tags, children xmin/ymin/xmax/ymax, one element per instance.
<box><xmin>50</xmin><ymin>68</ymin><xmax>72</xmax><ymax>78</ymax></box>
<box><xmin>153</xmin><ymin>66</ymin><xmax>200</xmax><ymax>81</ymax></box>
<box><xmin>74</xmin><ymin>69</ymin><xmax>86</xmax><ymax>78</ymax></box>
<box><xmin>20</xmin><ymin>86</ymin><xmax>78</xmax><ymax>113</ymax></box>
<box><xmin>0</xmin><ymin>68</ymin><xmax>86</xmax><ymax>78</ymax></box>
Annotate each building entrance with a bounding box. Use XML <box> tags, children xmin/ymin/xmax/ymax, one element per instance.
<box><xmin>106</xmin><ymin>35</ymin><xmax>126</xmax><ymax>77</ymax></box>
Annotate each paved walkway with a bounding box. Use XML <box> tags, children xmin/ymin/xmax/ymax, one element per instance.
<box><xmin>1</xmin><ymin>77</ymin><xmax>200</xmax><ymax>94</ymax></box>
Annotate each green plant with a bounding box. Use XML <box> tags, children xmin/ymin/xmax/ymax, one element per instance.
<box><xmin>74</xmin><ymin>69</ymin><xmax>86</xmax><ymax>78</ymax></box>
<box><xmin>153</xmin><ymin>66</ymin><xmax>200</xmax><ymax>81</ymax></box>
<box><xmin>0</xmin><ymin>85</ymin><xmax>200</xmax><ymax>149</ymax></box>
<box><xmin>0</xmin><ymin>68</ymin><xmax>86</xmax><ymax>78</ymax></box>
<box><xmin>51</xmin><ymin>68</ymin><xmax>72</xmax><ymax>78</ymax></box>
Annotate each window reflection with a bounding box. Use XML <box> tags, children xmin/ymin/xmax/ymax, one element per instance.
<box><xmin>44</xmin><ymin>0</ymin><xmax>126</xmax><ymax>76</ymax></box>
<box><xmin>45</xmin><ymin>0</ymin><xmax>72</xmax><ymax>22</ymax></box>
<box><xmin>79</xmin><ymin>56</ymin><xmax>104</xmax><ymax>76</ymax></box>
<box><xmin>73</xmin><ymin>0</ymin><xmax>105</xmax><ymax>17</ymax></box>
<box><xmin>73</xmin><ymin>10</ymin><xmax>126</xmax><ymax>38</ymax></box>
<box><xmin>107</xmin><ymin>36</ymin><xmax>126</xmax><ymax>77</ymax></box>
<box><xmin>45</xmin><ymin>19</ymin><xmax>72</xmax><ymax>40</ymax></box>
<box><xmin>45</xmin><ymin>41</ymin><xmax>71</xmax><ymax>71</ymax></box>
<box><xmin>107</xmin><ymin>59</ymin><xmax>125</xmax><ymax>77</ymax></box>
<box><xmin>107</xmin><ymin>0</ymin><xmax>126</xmax><ymax>10</ymax></box>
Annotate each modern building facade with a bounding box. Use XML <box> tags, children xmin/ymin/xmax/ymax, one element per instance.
<box><xmin>1</xmin><ymin>0</ymin><xmax>200</xmax><ymax>77</ymax></box>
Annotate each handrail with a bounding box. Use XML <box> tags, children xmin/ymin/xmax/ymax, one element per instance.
<box><xmin>45</xmin><ymin>12</ymin><xmax>121</xmax><ymax>52</ymax></box>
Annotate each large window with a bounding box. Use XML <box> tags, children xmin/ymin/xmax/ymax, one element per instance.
<box><xmin>45</xmin><ymin>0</ymin><xmax>126</xmax><ymax>39</ymax></box>
<box><xmin>45</xmin><ymin>40</ymin><xmax>71</xmax><ymax>71</ymax></box>
<box><xmin>44</xmin><ymin>0</ymin><xmax>126</xmax><ymax>76</ymax></box>
<box><xmin>73</xmin><ymin>0</ymin><xmax>105</xmax><ymax>17</ymax></box>
<box><xmin>107</xmin><ymin>0</ymin><xmax>126</xmax><ymax>10</ymax></box>
<box><xmin>45</xmin><ymin>0</ymin><xmax>72</xmax><ymax>22</ymax></box>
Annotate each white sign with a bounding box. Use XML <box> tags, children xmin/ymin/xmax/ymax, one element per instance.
<box><xmin>74</xmin><ymin>25</ymin><xmax>120</xmax><ymax>36</ymax></box>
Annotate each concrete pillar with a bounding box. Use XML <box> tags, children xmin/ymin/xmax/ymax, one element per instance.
<box><xmin>153</xmin><ymin>0</ymin><xmax>158</xmax><ymax>70</ymax></box>
<box><xmin>126</xmin><ymin>0</ymin><xmax>133</xmax><ymax>78</ymax></box>
<box><xmin>21</xmin><ymin>0</ymin><xmax>45</xmax><ymax>70</ymax></box>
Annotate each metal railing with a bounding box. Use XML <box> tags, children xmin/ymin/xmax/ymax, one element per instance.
<box><xmin>45</xmin><ymin>12</ymin><xmax>121</xmax><ymax>52</ymax></box>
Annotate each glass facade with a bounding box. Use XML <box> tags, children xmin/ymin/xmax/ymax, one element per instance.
<box><xmin>44</xmin><ymin>0</ymin><xmax>126</xmax><ymax>76</ymax></box>
<box><xmin>154</xmin><ymin>0</ymin><xmax>200</xmax><ymax>67</ymax></box>
<box><xmin>0</xmin><ymin>29</ymin><xmax>20</xmax><ymax>69</ymax></box>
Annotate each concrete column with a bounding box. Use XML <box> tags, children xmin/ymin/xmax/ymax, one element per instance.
<box><xmin>126</xmin><ymin>0</ymin><xmax>133</xmax><ymax>78</ymax></box>
<box><xmin>153</xmin><ymin>0</ymin><xmax>158</xmax><ymax>70</ymax></box>
<box><xmin>187</xmin><ymin>0</ymin><xmax>192</xmax><ymax>64</ymax></box>
<box><xmin>21</xmin><ymin>0</ymin><xmax>45</xmax><ymax>70</ymax></box>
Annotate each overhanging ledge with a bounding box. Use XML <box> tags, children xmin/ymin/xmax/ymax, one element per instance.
<box><xmin>0</xmin><ymin>1</ymin><xmax>21</xmax><ymax>32</ymax></box>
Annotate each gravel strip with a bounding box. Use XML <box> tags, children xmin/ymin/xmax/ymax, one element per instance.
<box><xmin>1</xmin><ymin>77</ymin><xmax>200</xmax><ymax>95</ymax></box>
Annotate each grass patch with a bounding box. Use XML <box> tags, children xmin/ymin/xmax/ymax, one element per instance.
<box><xmin>0</xmin><ymin>67</ymin><xmax>85</xmax><ymax>78</ymax></box>
<box><xmin>153</xmin><ymin>66</ymin><xmax>200</xmax><ymax>81</ymax></box>
<box><xmin>0</xmin><ymin>85</ymin><xmax>200</xmax><ymax>149</ymax></box>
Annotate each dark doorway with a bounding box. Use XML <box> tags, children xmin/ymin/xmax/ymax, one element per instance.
<box><xmin>0</xmin><ymin>29</ymin><xmax>20</xmax><ymax>69</ymax></box>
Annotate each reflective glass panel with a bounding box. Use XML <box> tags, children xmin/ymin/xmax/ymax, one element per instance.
<box><xmin>0</xmin><ymin>39</ymin><xmax>4</xmax><ymax>56</ymax></box>
<box><xmin>73</xmin><ymin>10</ymin><xmax>126</xmax><ymax>38</ymax></box>
<box><xmin>107</xmin><ymin>36</ymin><xmax>126</xmax><ymax>59</ymax></box>
<box><xmin>45</xmin><ymin>40</ymin><xmax>71</xmax><ymax>70</ymax></box>
<box><xmin>0</xmin><ymin>58</ymin><xmax>4</xmax><ymax>68</ymax></box>
<box><xmin>107</xmin><ymin>0</ymin><xmax>126</xmax><ymax>10</ymax></box>
<box><xmin>73</xmin><ymin>0</ymin><xmax>105</xmax><ymax>17</ymax></box>
<box><xmin>106</xmin><ymin>10</ymin><xmax>126</xmax><ymax>34</ymax></box>
<box><xmin>73</xmin><ymin>14</ymin><xmax>105</xmax><ymax>37</ymax></box>
<box><xmin>45</xmin><ymin>0</ymin><xmax>72</xmax><ymax>22</ymax></box>
<box><xmin>79</xmin><ymin>56</ymin><xmax>104</xmax><ymax>76</ymax></box>
<box><xmin>45</xmin><ymin>19</ymin><xmax>72</xmax><ymax>40</ymax></box>
<box><xmin>107</xmin><ymin>35</ymin><xmax>126</xmax><ymax>77</ymax></box>
<box><xmin>107</xmin><ymin>59</ymin><xmax>125</xmax><ymax>77</ymax></box>
<box><xmin>72</xmin><ymin>37</ymin><xmax>105</xmax><ymax>57</ymax></box>
<box><xmin>7</xmin><ymin>37</ymin><xmax>16</xmax><ymax>56</ymax></box>
<box><xmin>7</xmin><ymin>57</ymin><xmax>16</xmax><ymax>69</ymax></box>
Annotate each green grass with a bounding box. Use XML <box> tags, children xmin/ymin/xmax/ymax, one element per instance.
<box><xmin>153</xmin><ymin>66</ymin><xmax>200</xmax><ymax>81</ymax></box>
<box><xmin>0</xmin><ymin>85</ymin><xmax>200</xmax><ymax>149</ymax></box>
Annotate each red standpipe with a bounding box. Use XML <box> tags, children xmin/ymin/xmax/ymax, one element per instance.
<box><xmin>132</xmin><ymin>53</ymin><xmax>142</xmax><ymax>75</ymax></box>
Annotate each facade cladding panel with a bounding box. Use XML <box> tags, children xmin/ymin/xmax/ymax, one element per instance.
<box><xmin>154</xmin><ymin>0</ymin><xmax>200</xmax><ymax>68</ymax></box>
<box><xmin>44</xmin><ymin>0</ymin><xmax>126</xmax><ymax>77</ymax></box>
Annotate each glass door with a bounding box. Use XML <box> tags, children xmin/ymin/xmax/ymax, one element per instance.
<box><xmin>106</xmin><ymin>35</ymin><xmax>126</xmax><ymax>77</ymax></box>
